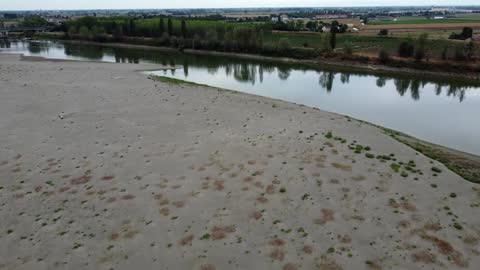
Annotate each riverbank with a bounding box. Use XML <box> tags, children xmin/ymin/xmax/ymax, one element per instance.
<box><xmin>1</xmin><ymin>54</ymin><xmax>479</xmax><ymax>270</ymax></box>
<box><xmin>32</xmin><ymin>35</ymin><xmax>480</xmax><ymax>84</ymax></box>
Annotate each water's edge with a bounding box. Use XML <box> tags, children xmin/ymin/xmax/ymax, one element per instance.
<box><xmin>40</xmin><ymin>39</ymin><xmax>480</xmax><ymax>85</ymax></box>
<box><xmin>149</xmin><ymin>74</ymin><xmax>480</xmax><ymax>183</ymax></box>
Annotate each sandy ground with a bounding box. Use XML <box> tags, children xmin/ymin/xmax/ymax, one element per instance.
<box><xmin>0</xmin><ymin>54</ymin><xmax>479</xmax><ymax>270</ymax></box>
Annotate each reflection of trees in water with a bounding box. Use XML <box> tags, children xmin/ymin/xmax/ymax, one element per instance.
<box><xmin>233</xmin><ymin>63</ymin><xmax>256</xmax><ymax>84</ymax></box>
<box><xmin>376</xmin><ymin>77</ymin><xmax>386</xmax><ymax>87</ymax></box>
<box><xmin>64</xmin><ymin>43</ymin><xmax>103</xmax><ymax>60</ymax></box>
<box><xmin>22</xmin><ymin>42</ymin><xmax>478</xmax><ymax>102</ymax></box>
<box><xmin>277</xmin><ymin>66</ymin><xmax>291</xmax><ymax>81</ymax></box>
<box><xmin>376</xmin><ymin>75</ymin><xmax>471</xmax><ymax>102</ymax></box>
<box><xmin>319</xmin><ymin>71</ymin><xmax>335</xmax><ymax>92</ymax></box>
<box><xmin>183</xmin><ymin>61</ymin><xmax>189</xmax><ymax>77</ymax></box>
<box><xmin>316</xmin><ymin>69</ymin><xmax>473</xmax><ymax>102</ymax></box>
<box><xmin>0</xmin><ymin>40</ymin><xmax>11</xmax><ymax>48</ymax></box>
<box><xmin>28</xmin><ymin>42</ymin><xmax>49</xmax><ymax>54</ymax></box>
<box><xmin>340</xmin><ymin>73</ymin><xmax>350</xmax><ymax>84</ymax></box>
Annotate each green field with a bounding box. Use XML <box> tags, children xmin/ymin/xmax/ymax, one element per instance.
<box><xmin>369</xmin><ymin>16</ymin><xmax>480</xmax><ymax>25</ymax></box>
<box><xmin>264</xmin><ymin>32</ymin><xmax>467</xmax><ymax>57</ymax></box>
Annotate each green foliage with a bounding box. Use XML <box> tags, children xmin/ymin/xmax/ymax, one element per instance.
<box><xmin>398</xmin><ymin>41</ymin><xmax>415</xmax><ymax>58</ymax></box>
<box><xmin>78</xmin><ymin>26</ymin><xmax>91</xmax><ymax>39</ymax></box>
<box><xmin>449</xmin><ymin>27</ymin><xmax>473</xmax><ymax>40</ymax></box>
<box><xmin>329</xmin><ymin>32</ymin><xmax>336</xmax><ymax>49</ymax></box>
<box><xmin>390</xmin><ymin>163</ymin><xmax>401</xmax><ymax>173</ymax></box>
<box><xmin>21</xmin><ymin>15</ymin><xmax>49</xmax><ymax>27</ymax></box>
<box><xmin>378</xmin><ymin>49</ymin><xmax>390</xmax><ymax>64</ymax></box>
<box><xmin>343</xmin><ymin>41</ymin><xmax>353</xmax><ymax>55</ymax></box>
<box><xmin>414</xmin><ymin>34</ymin><xmax>428</xmax><ymax>61</ymax></box>
<box><xmin>181</xmin><ymin>20</ymin><xmax>187</xmax><ymax>38</ymax></box>
<box><xmin>278</xmin><ymin>38</ymin><xmax>291</xmax><ymax>53</ymax></box>
<box><xmin>159</xmin><ymin>18</ymin><xmax>165</xmax><ymax>35</ymax></box>
<box><xmin>378</xmin><ymin>29</ymin><xmax>389</xmax><ymax>36</ymax></box>
<box><xmin>464</xmin><ymin>41</ymin><xmax>476</xmax><ymax>60</ymax></box>
<box><xmin>167</xmin><ymin>18</ymin><xmax>173</xmax><ymax>36</ymax></box>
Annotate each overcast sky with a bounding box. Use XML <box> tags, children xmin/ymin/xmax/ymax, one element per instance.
<box><xmin>1</xmin><ymin>0</ymin><xmax>478</xmax><ymax>11</ymax></box>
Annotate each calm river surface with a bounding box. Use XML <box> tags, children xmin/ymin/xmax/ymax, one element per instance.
<box><xmin>2</xmin><ymin>40</ymin><xmax>480</xmax><ymax>155</ymax></box>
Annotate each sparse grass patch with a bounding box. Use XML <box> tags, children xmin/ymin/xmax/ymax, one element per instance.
<box><xmin>391</xmin><ymin>163</ymin><xmax>401</xmax><ymax>173</ymax></box>
<box><xmin>453</xmin><ymin>223</ymin><xmax>463</xmax><ymax>230</ymax></box>
<box><xmin>149</xmin><ymin>75</ymin><xmax>204</xmax><ymax>86</ymax></box>
<box><xmin>200</xmin><ymin>233</ymin><xmax>210</xmax><ymax>240</ymax></box>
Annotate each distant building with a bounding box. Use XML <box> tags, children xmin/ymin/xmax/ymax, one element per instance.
<box><xmin>271</xmin><ymin>14</ymin><xmax>289</xmax><ymax>23</ymax></box>
<box><xmin>314</xmin><ymin>14</ymin><xmax>348</xmax><ymax>20</ymax></box>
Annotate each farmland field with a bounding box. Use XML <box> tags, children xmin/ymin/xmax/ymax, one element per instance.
<box><xmin>369</xmin><ymin>15</ymin><xmax>480</xmax><ymax>25</ymax></box>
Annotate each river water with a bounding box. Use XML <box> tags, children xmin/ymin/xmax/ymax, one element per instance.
<box><xmin>2</xmin><ymin>40</ymin><xmax>479</xmax><ymax>155</ymax></box>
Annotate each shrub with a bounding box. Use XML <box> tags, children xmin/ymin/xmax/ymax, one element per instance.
<box><xmin>378</xmin><ymin>29</ymin><xmax>389</xmax><ymax>36</ymax></box>
<box><xmin>441</xmin><ymin>47</ymin><xmax>448</xmax><ymax>60</ymax></box>
<box><xmin>278</xmin><ymin>38</ymin><xmax>291</xmax><ymax>53</ymax></box>
<box><xmin>398</xmin><ymin>41</ymin><xmax>414</xmax><ymax>58</ymax></box>
<box><xmin>378</xmin><ymin>49</ymin><xmax>390</xmax><ymax>64</ymax></box>
<box><xmin>343</xmin><ymin>41</ymin><xmax>353</xmax><ymax>55</ymax></box>
<box><xmin>454</xmin><ymin>47</ymin><xmax>466</xmax><ymax>61</ymax></box>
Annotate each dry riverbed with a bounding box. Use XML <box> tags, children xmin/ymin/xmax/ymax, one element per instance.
<box><xmin>0</xmin><ymin>54</ymin><xmax>479</xmax><ymax>270</ymax></box>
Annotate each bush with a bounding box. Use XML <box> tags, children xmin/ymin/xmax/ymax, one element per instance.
<box><xmin>449</xmin><ymin>27</ymin><xmax>473</xmax><ymax>40</ymax></box>
<box><xmin>454</xmin><ymin>47</ymin><xmax>466</xmax><ymax>61</ymax></box>
<box><xmin>343</xmin><ymin>41</ymin><xmax>353</xmax><ymax>55</ymax></box>
<box><xmin>414</xmin><ymin>48</ymin><xmax>425</xmax><ymax>61</ymax></box>
<box><xmin>278</xmin><ymin>38</ymin><xmax>291</xmax><ymax>53</ymax></box>
<box><xmin>441</xmin><ymin>47</ymin><xmax>448</xmax><ymax>60</ymax></box>
<box><xmin>398</xmin><ymin>41</ymin><xmax>414</xmax><ymax>58</ymax></box>
<box><xmin>378</xmin><ymin>49</ymin><xmax>390</xmax><ymax>64</ymax></box>
<box><xmin>378</xmin><ymin>29</ymin><xmax>389</xmax><ymax>36</ymax></box>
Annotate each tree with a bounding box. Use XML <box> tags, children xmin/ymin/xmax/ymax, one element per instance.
<box><xmin>378</xmin><ymin>49</ymin><xmax>390</xmax><ymax>64</ymax></box>
<box><xmin>21</xmin><ymin>15</ymin><xmax>49</xmax><ymax>27</ymax></box>
<box><xmin>398</xmin><ymin>41</ymin><xmax>414</xmax><ymax>58</ymax></box>
<box><xmin>306</xmin><ymin>21</ymin><xmax>318</xmax><ymax>31</ymax></box>
<box><xmin>129</xmin><ymin>19</ymin><xmax>135</xmax><ymax>36</ymax></box>
<box><xmin>295</xmin><ymin>20</ymin><xmax>304</xmax><ymax>31</ymax></box>
<box><xmin>112</xmin><ymin>22</ymin><xmax>123</xmax><ymax>41</ymax></box>
<box><xmin>441</xmin><ymin>46</ymin><xmax>448</xmax><ymax>60</ymax></box>
<box><xmin>414</xmin><ymin>33</ymin><xmax>428</xmax><ymax>61</ymax></box>
<box><xmin>181</xmin><ymin>20</ymin><xmax>187</xmax><ymax>38</ymax></box>
<box><xmin>464</xmin><ymin>41</ymin><xmax>476</xmax><ymax>60</ymax></box>
<box><xmin>278</xmin><ymin>38</ymin><xmax>291</xmax><ymax>53</ymax></box>
<box><xmin>167</xmin><ymin>18</ymin><xmax>173</xmax><ymax>36</ymax></box>
<box><xmin>67</xmin><ymin>26</ymin><xmax>77</xmax><ymax>37</ymax></box>
<box><xmin>159</xmin><ymin>18</ymin><xmax>165</xmax><ymax>35</ymax></box>
<box><xmin>329</xmin><ymin>32</ymin><xmax>336</xmax><ymax>50</ymax></box>
<box><xmin>343</xmin><ymin>41</ymin><xmax>353</xmax><ymax>55</ymax></box>
<box><xmin>449</xmin><ymin>27</ymin><xmax>473</xmax><ymax>40</ymax></box>
<box><xmin>79</xmin><ymin>26</ymin><xmax>91</xmax><ymax>39</ymax></box>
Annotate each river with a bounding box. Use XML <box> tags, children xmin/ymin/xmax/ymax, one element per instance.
<box><xmin>1</xmin><ymin>39</ymin><xmax>479</xmax><ymax>155</ymax></box>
